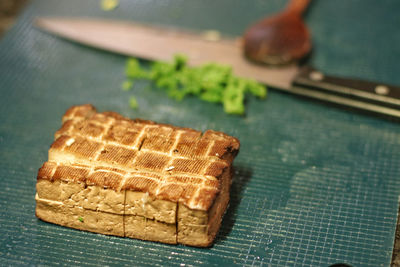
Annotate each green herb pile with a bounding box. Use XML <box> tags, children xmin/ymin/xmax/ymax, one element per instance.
<box><xmin>122</xmin><ymin>55</ymin><xmax>267</xmax><ymax>115</ymax></box>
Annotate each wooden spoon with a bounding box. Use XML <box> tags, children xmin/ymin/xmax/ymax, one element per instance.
<box><xmin>243</xmin><ymin>0</ymin><xmax>312</xmax><ymax>65</ymax></box>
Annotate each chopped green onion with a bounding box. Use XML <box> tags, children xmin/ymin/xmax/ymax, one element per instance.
<box><xmin>78</xmin><ymin>217</ymin><xmax>84</xmax><ymax>222</ymax></box>
<box><xmin>123</xmin><ymin>55</ymin><xmax>267</xmax><ymax>115</ymax></box>
<box><xmin>121</xmin><ymin>80</ymin><xmax>133</xmax><ymax>91</ymax></box>
<box><xmin>100</xmin><ymin>0</ymin><xmax>119</xmax><ymax>11</ymax></box>
<box><xmin>129</xmin><ymin>96</ymin><xmax>139</xmax><ymax>109</ymax></box>
<box><xmin>223</xmin><ymin>77</ymin><xmax>246</xmax><ymax>115</ymax></box>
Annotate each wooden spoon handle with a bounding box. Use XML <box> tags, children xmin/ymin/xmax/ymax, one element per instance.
<box><xmin>286</xmin><ymin>0</ymin><xmax>311</xmax><ymax>15</ymax></box>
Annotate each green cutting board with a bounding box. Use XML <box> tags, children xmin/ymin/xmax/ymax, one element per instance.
<box><xmin>1</xmin><ymin>0</ymin><xmax>400</xmax><ymax>266</ymax></box>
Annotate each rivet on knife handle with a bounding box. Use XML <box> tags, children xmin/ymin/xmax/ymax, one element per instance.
<box><xmin>291</xmin><ymin>66</ymin><xmax>400</xmax><ymax>118</ymax></box>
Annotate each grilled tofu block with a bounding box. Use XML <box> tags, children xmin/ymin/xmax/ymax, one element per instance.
<box><xmin>35</xmin><ymin>104</ymin><xmax>239</xmax><ymax>247</ymax></box>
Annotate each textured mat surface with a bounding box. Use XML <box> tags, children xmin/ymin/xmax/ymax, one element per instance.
<box><xmin>1</xmin><ymin>0</ymin><xmax>400</xmax><ymax>266</ymax></box>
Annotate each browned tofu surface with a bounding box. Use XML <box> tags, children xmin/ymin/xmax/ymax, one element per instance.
<box><xmin>36</xmin><ymin>104</ymin><xmax>239</xmax><ymax>247</ymax></box>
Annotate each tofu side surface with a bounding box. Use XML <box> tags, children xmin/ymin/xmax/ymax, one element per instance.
<box><xmin>36</xmin><ymin>196</ymin><xmax>124</xmax><ymax>237</ymax></box>
<box><xmin>177</xmin><ymin>166</ymin><xmax>232</xmax><ymax>247</ymax></box>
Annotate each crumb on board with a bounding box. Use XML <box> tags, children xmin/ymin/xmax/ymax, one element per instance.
<box><xmin>100</xmin><ymin>0</ymin><xmax>119</xmax><ymax>11</ymax></box>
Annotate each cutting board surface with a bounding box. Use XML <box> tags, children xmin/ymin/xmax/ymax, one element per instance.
<box><xmin>1</xmin><ymin>0</ymin><xmax>400</xmax><ymax>266</ymax></box>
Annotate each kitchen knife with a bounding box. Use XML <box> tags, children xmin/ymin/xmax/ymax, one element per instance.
<box><xmin>35</xmin><ymin>17</ymin><xmax>400</xmax><ymax>118</ymax></box>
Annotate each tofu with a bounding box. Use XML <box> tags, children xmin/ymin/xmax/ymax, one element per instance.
<box><xmin>35</xmin><ymin>196</ymin><xmax>125</xmax><ymax>236</ymax></box>
<box><xmin>35</xmin><ymin>104</ymin><xmax>239</xmax><ymax>247</ymax></box>
<box><xmin>125</xmin><ymin>191</ymin><xmax>176</xmax><ymax>224</ymax></box>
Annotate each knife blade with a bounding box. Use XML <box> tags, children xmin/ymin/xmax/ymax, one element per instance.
<box><xmin>35</xmin><ymin>17</ymin><xmax>400</xmax><ymax>118</ymax></box>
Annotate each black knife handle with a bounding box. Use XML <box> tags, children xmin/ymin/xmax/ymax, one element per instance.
<box><xmin>291</xmin><ymin>66</ymin><xmax>400</xmax><ymax>118</ymax></box>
